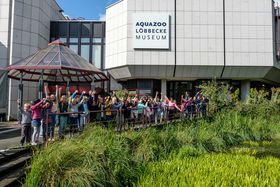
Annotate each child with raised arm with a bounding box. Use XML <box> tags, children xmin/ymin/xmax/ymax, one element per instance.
<box><xmin>18</xmin><ymin>101</ymin><xmax>32</xmax><ymax>146</ymax></box>
<box><xmin>31</xmin><ymin>98</ymin><xmax>45</xmax><ymax>145</ymax></box>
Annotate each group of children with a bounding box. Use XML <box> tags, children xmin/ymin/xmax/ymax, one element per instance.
<box><xmin>18</xmin><ymin>87</ymin><xmax>209</xmax><ymax>146</ymax></box>
<box><xmin>18</xmin><ymin>86</ymin><xmax>90</xmax><ymax>146</ymax></box>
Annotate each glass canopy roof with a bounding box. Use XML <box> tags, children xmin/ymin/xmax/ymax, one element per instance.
<box><xmin>7</xmin><ymin>40</ymin><xmax>108</xmax><ymax>83</ymax></box>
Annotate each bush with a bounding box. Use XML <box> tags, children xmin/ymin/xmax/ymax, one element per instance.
<box><xmin>236</xmin><ymin>88</ymin><xmax>280</xmax><ymax>118</ymax></box>
<box><xmin>199</xmin><ymin>79</ymin><xmax>237</xmax><ymax>114</ymax></box>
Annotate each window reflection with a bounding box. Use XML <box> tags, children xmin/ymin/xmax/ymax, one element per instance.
<box><xmin>81</xmin><ymin>38</ymin><xmax>90</xmax><ymax>43</ymax></box>
<box><xmin>92</xmin><ymin>45</ymin><xmax>101</xmax><ymax>69</ymax></box>
<box><xmin>69</xmin><ymin>38</ymin><xmax>78</xmax><ymax>43</ymax></box>
<box><xmin>93</xmin><ymin>23</ymin><xmax>103</xmax><ymax>38</ymax></box>
<box><xmin>59</xmin><ymin>37</ymin><xmax>67</xmax><ymax>43</ymax></box>
<box><xmin>93</xmin><ymin>38</ymin><xmax>102</xmax><ymax>43</ymax></box>
<box><xmin>69</xmin><ymin>45</ymin><xmax>78</xmax><ymax>54</ymax></box>
<box><xmin>81</xmin><ymin>45</ymin><xmax>90</xmax><ymax>61</ymax></box>
<box><xmin>51</xmin><ymin>22</ymin><xmax>105</xmax><ymax>70</ymax></box>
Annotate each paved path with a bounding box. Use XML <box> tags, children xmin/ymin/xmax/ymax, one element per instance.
<box><xmin>0</xmin><ymin>123</ymin><xmax>21</xmax><ymax>150</ymax></box>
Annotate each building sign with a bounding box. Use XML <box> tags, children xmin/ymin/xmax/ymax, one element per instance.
<box><xmin>133</xmin><ymin>13</ymin><xmax>170</xmax><ymax>49</ymax></box>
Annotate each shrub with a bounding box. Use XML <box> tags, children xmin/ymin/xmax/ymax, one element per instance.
<box><xmin>114</xmin><ymin>89</ymin><xmax>129</xmax><ymax>99</ymax></box>
<box><xmin>198</xmin><ymin>79</ymin><xmax>236</xmax><ymax>114</ymax></box>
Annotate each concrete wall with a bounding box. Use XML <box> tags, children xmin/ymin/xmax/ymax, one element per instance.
<box><xmin>5</xmin><ymin>0</ymin><xmax>65</xmax><ymax>119</ymax></box>
<box><xmin>106</xmin><ymin>0</ymin><xmax>128</xmax><ymax>70</ymax></box>
<box><xmin>0</xmin><ymin>0</ymin><xmax>11</xmax><ymax>69</ymax></box>
<box><xmin>0</xmin><ymin>0</ymin><xmax>11</xmax><ymax>114</ymax></box>
<box><xmin>175</xmin><ymin>0</ymin><xmax>224</xmax><ymax>78</ymax></box>
<box><xmin>106</xmin><ymin>0</ymin><xmax>279</xmax><ymax>82</ymax></box>
<box><xmin>225</xmin><ymin>0</ymin><xmax>273</xmax><ymax>67</ymax></box>
<box><xmin>106</xmin><ymin>0</ymin><xmax>176</xmax><ymax>79</ymax></box>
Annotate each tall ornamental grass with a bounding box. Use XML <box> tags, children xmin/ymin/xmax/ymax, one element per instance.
<box><xmin>25</xmin><ymin>110</ymin><xmax>280</xmax><ymax>187</ymax></box>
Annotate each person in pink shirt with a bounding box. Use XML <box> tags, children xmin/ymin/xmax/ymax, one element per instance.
<box><xmin>164</xmin><ymin>96</ymin><xmax>182</xmax><ymax>121</ymax></box>
<box><xmin>31</xmin><ymin>98</ymin><xmax>45</xmax><ymax>145</ymax></box>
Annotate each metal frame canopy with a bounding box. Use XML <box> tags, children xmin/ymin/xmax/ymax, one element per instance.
<box><xmin>7</xmin><ymin>40</ymin><xmax>108</xmax><ymax>83</ymax></box>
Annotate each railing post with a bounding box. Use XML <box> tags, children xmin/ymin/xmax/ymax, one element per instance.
<box><xmin>45</xmin><ymin>111</ymin><xmax>49</xmax><ymax>147</ymax></box>
<box><xmin>120</xmin><ymin>108</ymin><xmax>123</xmax><ymax>131</ymax></box>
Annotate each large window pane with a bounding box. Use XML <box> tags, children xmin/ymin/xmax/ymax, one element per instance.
<box><xmin>139</xmin><ymin>80</ymin><xmax>152</xmax><ymax>89</ymax></box>
<box><xmin>93</xmin><ymin>23</ymin><xmax>103</xmax><ymax>38</ymax></box>
<box><xmin>81</xmin><ymin>23</ymin><xmax>90</xmax><ymax>37</ymax></box>
<box><xmin>70</xmin><ymin>23</ymin><xmax>79</xmax><ymax>37</ymax></box>
<box><xmin>81</xmin><ymin>45</ymin><xmax>90</xmax><ymax>61</ymax></box>
<box><xmin>69</xmin><ymin>45</ymin><xmax>78</xmax><ymax>54</ymax></box>
<box><xmin>50</xmin><ymin>22</ymin><xmax>58</xmax><ymax>38</ymax></box>
<box><xmin>81</xmin><ymin>23</ymin><xmax>91</xmax><ymax>43</ymax></box>
<box><xmin>92</xmin><ymin>45</ymin><xmax>102</xmax><ymax>69</ymax></box>
<box><xmin>58</xmin><ymin>22</ymin><xmax>68</xmax><ymax>37</ymax></box>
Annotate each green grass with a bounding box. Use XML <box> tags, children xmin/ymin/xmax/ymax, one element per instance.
<box><xmin>136</xmin><ymin>154</ymin><xmax>280</xmax><ymax>187</ymax></box>
<box><xmin>25</xmin><ymin>110</ymin><xmax>280</xmax><ymax>187</ymax></box>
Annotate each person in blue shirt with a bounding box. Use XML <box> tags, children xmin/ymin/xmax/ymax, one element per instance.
<box><xmin>78</xmin><ymin>93</ymin><xmax>89</xmax><ymax>132</ymax></box>
<box><xmin>68</xmin><ymin>96</ymin><xmax>84</xmax><ymax>138</ymax></box>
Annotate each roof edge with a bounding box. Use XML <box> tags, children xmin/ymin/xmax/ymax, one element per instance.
<box><xmin>51</xmin><ymin>20</ymin><xmax>105</xmax><ymax>23</ymax></box>
<box><xmin>106</xmin><ymin>0</ymin><xmax>124</xmax><ymax>9</ymax></box>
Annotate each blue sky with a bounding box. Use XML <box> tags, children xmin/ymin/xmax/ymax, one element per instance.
<box><xmin>56</xmin><ymin>0</ymin><xmax>118</xmax><ymax>20</ymax></box>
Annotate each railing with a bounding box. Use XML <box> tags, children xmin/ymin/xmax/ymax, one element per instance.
<box><xmin>44</xmin><ymin>104</ymin><xmax>209</xmax><ymax>146</ymax></box>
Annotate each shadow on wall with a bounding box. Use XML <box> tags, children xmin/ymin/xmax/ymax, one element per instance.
<box><xmin>0</xmin><ymin>41</ymin><xmax>9</xmax><ymax>121</ymax></box>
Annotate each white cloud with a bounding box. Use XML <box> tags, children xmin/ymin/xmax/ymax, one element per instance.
<box><xmin>99</xmin><ymin>13</ymin><xmax>106</xmax><ymax>21</ymax></box>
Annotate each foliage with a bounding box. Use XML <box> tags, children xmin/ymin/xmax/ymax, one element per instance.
<box><xmin>26</xmin><ymin>109</ymin><xmax>280</xmax><ymax>187</ymax></box>
<box><xmin>236</xmin><ymin>88</ymin><xmax>280</xmax><ymax>118</ymax></box>
<box><xmin>26</xmin><ymin>129</ymin><xmax>141</xmax><ymax>187</ymax></box>
<box><xmin>198</xmin><ymin>79</ymin><xmax>236</xmax><ymax>114</ymax></box>
<box><xmin>26</xmin><ymin>83</ymin><xmax>280</xmax><ymax>186</ymax></box>
<box><xmin>136</xmin><ymin>154</ymin><xmax>280</xmax><ymax>187</ymax></box>
<box><xmin>271</xmin><ymin>87</ymin><xmax>280</xmax><ymax>104</ymax></box>
<box><xmin>114</xmin><ymin>89</ymin><xmax>129</xmax><ymax>99</ymax></box>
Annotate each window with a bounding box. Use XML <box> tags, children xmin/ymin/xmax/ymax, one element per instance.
<box><xmin>58</xmin><ymin>22</ymin><xmax>68</xmax><ymax>37</ymax></box>
<box><xmin>81</xmin><ymin>38</ymin><xmax>90</xmax><ymax>43</ymax></box>
<box><xmin>59</xmin><ymin>37</ymin><xmax>67</xmax><ymax>43</ymax></box>
<box><xmin>92</xmin><ymin>45</ymin><xmax>102</xmax><ymax>69</ymax></box>
<box><xmin>127</xmin><ymin>80</ymin><xmax>137</xmax><ymax>89</ymax></box>
<box><xmin>81</xmin><ymin>23</ymin><xmax>90</xmax><ymax>37</ymax></box>
<box><xmin>81</xmin><ymin>23</ymin><xmax>91</xmax><ymax>43</ymax></box>
<box><xmin>139</xmin><ymin>80</ymin><xmax>152</xmax><ymax>89</ymax></box>
<box><xmin>69</xmin><ymin>45</ymin><xmax>78</xmax><ymax>54</ymax></box>
<box><xmin>50</xmin><ymin>22</ymin><xmax>58</xmax><ymax>39</ymax></box>
<box><xmin>69</xmin><ymin>23</ymin><xmax>79</xmax><ymax>43</ymax></box>
<box><xmin>69</xmin><ymin>38</ymin><xmax>78</xmax><ymax>43</ymax></box>
<box><xmin>93</xmin><ymin>38</ymin><xmax>102</xmax><ymax>43</ymax></box>
<box><xmin>81</xmin><ymin>45</ymin><xmax>90</xmax><ymax>61</ymax></box>
<box><xmin>93</xmin><ymin>23</ymin><xmax>103</xmax><ymax>38</ymax></box>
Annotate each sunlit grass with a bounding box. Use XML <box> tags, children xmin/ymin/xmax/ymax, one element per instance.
<box><xmin>25</xmin><ymin>110</ymin><xmax>280</xmax><ymax>187</ymax></box>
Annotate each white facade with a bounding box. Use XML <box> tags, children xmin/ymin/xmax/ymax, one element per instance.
<box><xmin>0</xmin><ymin>0</ymin><xmax>64</xmax><ymax>119</ymax></box>
<box><xmin>106</xmin><ymin>0</ymin><xmax>280</xmax><ymax>84</ymax></box>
